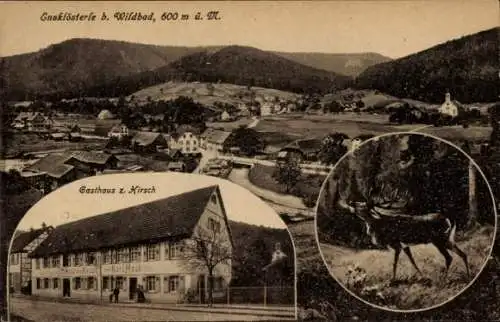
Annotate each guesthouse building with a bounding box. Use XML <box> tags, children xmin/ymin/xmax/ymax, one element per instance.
<box><xmin>28</xmin><ymin>185</ymin><xmax>234</xmax><ymax>304</ymax></box>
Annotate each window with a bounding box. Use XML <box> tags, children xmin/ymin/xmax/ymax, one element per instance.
<box><xmin>212</xmin><ymin>277</ymin><xmax>224</xmax><ymax>291</ymax></box>
<box><xmin>130</xmin><ymin>247</ymin><xmax>141</xmax><ymax>262</ymax></box>
<box><xmin>43</xmin><ymin>257</ymin><xmax>50</xmax><ymax>268</ymax></box>
<box><xmin>168</xmin><ymin>242</ymin><xmax>184</xmax><ymax>259</ymax></box>
<box><xmin>186</xmin><ymin>147</ymin><xmax>190</xmax><ymax>152</ymax></box>
<box><xmin>210</xmin><ymin>194</ymin><xmax>217</xmax><ymax>204</ymax></box>
<box><xmin>87</xmin><ymin>252</ymin><xmax>96</xmax><ymax>265</ymax></box>
<box><xmin>208</xmin><ymin>218</ymin><xmax>221</xmax><ymax>234</ymax></box>
<box><xmin>43</xmin><ymin>278</ymin><xmax>49</xmax><ymax>289</ymax></box>
<box><xmin>103</xmin><ymin>251</ymin><xmax>111</xmax><ymax>264</ymax></box>
<box><xmin>167</xmin><ymin>276</ymin><xmax>180</xmax><ymax>293</ymax></box>
<box><xmin>118</xmin><ymin>248</ymin><xmax>130</xmax><ymax>263</ymax></box>
<box><xmin>111</xmin><ymin>250</ymin><xmax>119</xmax><ymax>264</ymax></box>
<box><xmin>87</xmin><ymin>277</ymin><xmax>95</xmax><ymax>290</ymax></box>
<box><xmin>74</xmin><ymin>254</ymin><xmax>81</xmax><ymax>266</ymax></box>
<box><xmin>146</xmin><ymin>276</ymin><xmax>158</xmax><ymax>292</ymax></box>
<box><xmin>146</xmin><ymin>244</ymin><xmax>159</xmax><ymax>261</ymax></box>
<box><xmin>63</xmin><ymin>254</ymin><xmax>69</xmax><ymax>267</ymax></box>
<box><xmin>51</xmin><ymin>256</ymin><xmax>60</xmax><ymax>268</ymax></box>
<box><xmin>53</xmin><ymin>278</ymin><xmax>59</xmax><ymax>289</ymax></box>
<box><xmin>102</xmin><ymin>277</ymin><xmax>110</xmax><ymax>290</ymax></box>
<box><xmin>36</xmin><ymin>278</ymin><xmax>41</xmax><ymax>289</ymax></box>
<box><xmin>74</xmin><ymin>277</ymin><xmax>81</xmax><ymax>290</ymax></box>
<box><xmin>116</xmin><ymin>276</ymin><xmax>125</xmax><ymax>290</ymax></box>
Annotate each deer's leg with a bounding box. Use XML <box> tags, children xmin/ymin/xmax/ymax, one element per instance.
<box><xmin>403</xmin><ymin>247</ymin><xmax>422</xmax><ymax>276</ymax></box>
<box><xmin>392</xmin><ymin>245</ymin><xmax>402</xmax><ymax>281</ymax></box>
<box><xmin>447</xmin><ymin>242</ymin><xmax>470</xmax><ymax>279</ymax></box>
<box><xmin>434</xmin><ymin>242</ymin><xmax>453</xmax><ymax>277</ymax></box>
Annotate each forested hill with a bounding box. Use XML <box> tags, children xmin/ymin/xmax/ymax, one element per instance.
<box><xmin>355</xmin><ymin>28</ymin><xmax>499</xmax><ymax>103</ymax></box>
<box><xmin>1</xmin><ymin>40</ymin><xmax>352</xmax><ymax>101</ymax></box>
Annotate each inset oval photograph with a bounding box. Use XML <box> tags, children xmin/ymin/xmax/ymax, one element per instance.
<box><xmin>8</xmin><ymin>172</ymin><xmax>296</xmax><ymax>321</ymax></box>
<box><xmin>315</xmin><ymin>132</ymin><xmax>497</xmax><ymax>312</ymax></box>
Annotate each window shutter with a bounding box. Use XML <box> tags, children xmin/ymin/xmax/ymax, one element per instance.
<box><xmin>179</xmin><ymin>276</ymin><xmax>185</xmax><ymax>291</ymax></box>
<box><xmin>155</xmin><ymin>276</ymin><xmax>161</xmax><ymax>292</ymax></box>
<box><xmin>82</xmin><ymin>277</ymin><xmax>87</xmax><ymax>290</ymax></box>
<box><xmin>94</xmin><ymin>277</ymin><xmax>98</xmax><ymax>290</ymax></box>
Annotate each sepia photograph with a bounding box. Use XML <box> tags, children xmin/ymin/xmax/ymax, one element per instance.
<box><xmin>0</xmin><ymin>0</ymin><xmax>499</xmax><ymax>321</ymax></box>
<box><xmin>7</xmin><ymin>172</ymin><xmax>296</xmax><ymax>321</ymax></box>
<box><xmin>315</xmin><ymin>133</ymin><xmax>496</xmax><ymax>311</ymax></box>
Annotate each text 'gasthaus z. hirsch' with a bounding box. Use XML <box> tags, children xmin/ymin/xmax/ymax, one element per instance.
<box><xmin>79</xmin><ymin>185</ymin><xmax>157</xmax><ymax>194</ymax></box>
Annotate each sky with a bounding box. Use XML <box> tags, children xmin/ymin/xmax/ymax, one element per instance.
<box><xmin>16</xmin><ymin>172</ymin><xmax>288</xmax><ymax>230</ymax></box>
<box><xmin>0</xmin><ymin>1</ymin><xmax>497</xmax><ymax>58</ymax></box>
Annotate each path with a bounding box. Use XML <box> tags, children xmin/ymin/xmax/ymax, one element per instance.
<box><xmin>228</xmin><ymin>168</ymin><xmax>311</xmax><ymax>213</ymax></box>
<box><xmin>247</xmin><ymin>116</ymin><xmax>260</xmax><ymax>129</ymax></box>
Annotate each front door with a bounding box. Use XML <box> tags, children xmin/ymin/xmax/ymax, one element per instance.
<box><xmin>63</xmin><ymin>278</ymin><xmax>71</xmax><ymax>297</ymax></box>
<box><xmin>198</xmin><ymin>275</ymin><xmax>205</xmax><ymax>304</ymax></box>
<box><xmin>129</xmin><ymin>277</ymin><xmax>137</xmax><ymax>300</ymax></box>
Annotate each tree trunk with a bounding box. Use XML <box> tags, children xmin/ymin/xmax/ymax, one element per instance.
<box><xmin>468</xmin><ymin>160</ymin><xmax>478</xmax><ymax>227</ymax></box>
<box><xmin>208</xmin><ymin>272</ymin><xmax>214</xmax><ymax>307</ymax></box>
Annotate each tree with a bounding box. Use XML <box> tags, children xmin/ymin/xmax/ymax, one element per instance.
<box><xmin>183</xmin><ymin>225</ymin><xmax>232</xmax><ymax>307</ymax></box>
<box><xmin>273</xmin><ymin>158</ymin><xmax>302</xmax><ymax>193</ymax></box>
<box><xmin>318</xmin><ymin>133</ymin><xmax>349</xmax><ymax>165</ymax></box>
<box><xmin>226</xmin><ymin>126</ymin><xmax>265</xmax><ymax>156</ymax></box>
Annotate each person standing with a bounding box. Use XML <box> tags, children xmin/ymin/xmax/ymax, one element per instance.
<box><xmin>113</xmin><ymin>286</ymin><xmax>120</xmax><ymax>303</ymax></box>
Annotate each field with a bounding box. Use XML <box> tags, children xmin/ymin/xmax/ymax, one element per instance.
<box><xmin>288</xmin><ymin>219</ymin><xmax>500</xmax><ymax>321</ymax></box>
<box><xmin>254</xmin><ymin>113</ymin><xmax>492</xmax><ymax>143</ymax></box>
<box><xmin>129</xmin><ymin>81</ymin><xmax>302</xmax><ymax>106</ymax></box>
<box><xmin>318</xmin><ymin>225</ymin><xmax>495</xmax><ymax>311</ymax></box>
<box><xmin>3</xmin><ymin>133</ymin><xmax>108</xmax><ymax>156</ymax></box>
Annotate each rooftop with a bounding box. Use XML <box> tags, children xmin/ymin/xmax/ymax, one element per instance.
<box><xmin>11</xmin><ymin>227</ymin><xmax>53</xmax><ymax>253</ymax></box>
<box><xmin>30</xmin><ymin>185</ymin><xmax>223</xmax><ymax>257</ymax></box>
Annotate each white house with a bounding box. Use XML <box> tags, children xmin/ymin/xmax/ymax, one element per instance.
<box><xmin>438</xmin><ymin>92</ymin><xmax>460</xmax><ymax>118</ymax></box>
<box><xmin>168</xmin><ymin>125</ymin><xmax>202</xmax><ymax>155</ymax></box>
<box><xmin>108</xmin><ymin>124</ymin><xmax>129</xmax><ymax>139</ymax></box>
<box><xmin>9</xmin><ymin>225</ymin><xmax>54</xmax><ymax>293</ymax></box>
<box><xmin>28</xmin><ymin>185</ymin><xmax>234</xmax><ymax>304</ymax></box>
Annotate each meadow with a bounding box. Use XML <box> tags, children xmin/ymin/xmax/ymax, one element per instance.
<box><xmin>319</xmin><ymin>225</ymin><xmax>495</xmax><ymax>311</ymax></box>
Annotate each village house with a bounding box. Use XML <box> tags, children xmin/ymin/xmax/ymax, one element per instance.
<box><xmin>168</xmin><ymin>125</ymin><xmax>202</xmax><ymax>155</ymax></box>
<box><xmin>11</xmin><ymin>112</ymin><xmax>52</xmax><ymax>132</ymax></box>
<box><xmin>108</xmin><ymin>124</ymin><xmax>130</xmax><ymax>140</ymax></box>
<box><xmin>278</xmin><ymin>138</ymin><xmax>323</xmax><ymax>163</ymax></box>
<box><xmin>131</xmin><ymin>131</ymin><xmax>168</xmax><ymax>154</ymax></box>
<box><xmin>29</xmin><ymin>185</ymin><xmax>233</xmax><ymax>304</ymax></box>
<box><xmin>22</xmin><ymin>151</ymin><xmax>118</xmax><ymax>192</ymax></box>
<box><xmin>220</xmin><ymin>111</ymin><xmax>231</xmax><ymax>122</ymax></box>
<box><xmin>200</xmin><ymin>128</ymin><xmax>232</xmax><ymax>155</ymax></box>
<box><xmin>9</xmin><ymin>225</ymin><xmax>54</xmax><ymax>294</ymax></box>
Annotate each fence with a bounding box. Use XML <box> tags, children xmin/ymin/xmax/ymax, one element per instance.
<box><xmin>211</xmin><ymin>286</ymin><xmax>295</xmax><ymax>306</ymax></box>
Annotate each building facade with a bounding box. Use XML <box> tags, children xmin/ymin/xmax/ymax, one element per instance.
<box><xmin>169</xmin><ymin>132</ymin><xmax>201</xmax><ymax>155</ymax></box>
<box><xmin>29</xmin><ymin>186</ymin><xmax>233</xmax><ymax>304</ymax></box>
<box><xmin>9</xmin><ymin>226</ymin><xmax>54</xmax><ymax>294</ymax></box>
<box><xmin>438</xmin><ymin>92</ymin><xmax>459</xmax><ymax>118</ymax></box>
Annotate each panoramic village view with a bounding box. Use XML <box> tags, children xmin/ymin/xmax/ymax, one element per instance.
<box><xmin>1</xmin><ymin>1</ymin><xmax>499</xmax><ymax>321</ymax></box>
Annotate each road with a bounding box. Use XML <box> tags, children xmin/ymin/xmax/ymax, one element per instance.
<box><xmin>10</xmin><ymin>297</ymin><xmax>293</xmax><ymax>322</ymax></box>
<box><xmin>247</xmin><ymin>116</ymin><xmax>260</xmax><ymax>128</ymax></box>
<box><xmin>228</xmin><ymin>168</ymin><xmax>310</xmax><ymax>212</ymax></box>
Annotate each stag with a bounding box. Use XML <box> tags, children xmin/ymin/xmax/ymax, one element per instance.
<box><xmin>338</xmin><ymin>197</ymin><xmax>470</xmax><ymax>280</ymax></box>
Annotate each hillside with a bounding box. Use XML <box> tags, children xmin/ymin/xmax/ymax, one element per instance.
<box><xmin>129</xmin><ymin>81</ymin><xmax>302</xmax><ymax>107</ymax></box>
<box><xmin>275</xmin><ymin>52</ymin><xmax>392</xmax><ymax>77</ymax></box>
<box><xmin>355</xmin><ymin>28</ymin><xmax>499</xmax><ymax>103</ymax></box>
<box><xmin>1</xmin><ymin>40</ymin><xmax>354</xmax><ymax>101</ymax></box>
<box><xmin>0</xmin><ymin>38</ymin><xmax>219</xmax><ymax>101</ymax></box>
<box><xmin>85</xmin><ymin>46</ymin><xmax>353</xmax><ymax>98</ymax></box>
